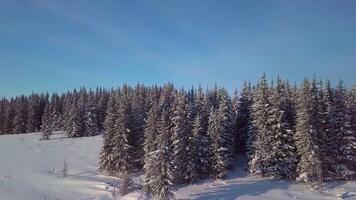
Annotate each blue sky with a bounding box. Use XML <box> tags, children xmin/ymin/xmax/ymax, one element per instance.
<box><xmin>0</xmin><ymin>0</ymin><xmax>356</xmax><ymax>97</ymax></box>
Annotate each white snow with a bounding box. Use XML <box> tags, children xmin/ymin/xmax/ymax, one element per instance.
<box><xmin>1</xmin><ymin>132</ymin><xmax>356</xmax><ymax>200</ymax></box>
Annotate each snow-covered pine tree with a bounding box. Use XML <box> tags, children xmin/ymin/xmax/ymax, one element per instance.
<box><xmin>294</xmin><ymin>78</ymin><xmax>322</xmax><ymax>186</ymax></box>
<box><xmin>95</xmin><ymin>87</ymin><xmax>109</xmax><ymax>132</ymax></box>
<box><xmin>13</xmin><ymin>95</ymin><xmax>28</xmax><ymax>134</ymax></box>
<box><xmin>66</xmin><ymin>93</ymin><xmax>85</xmax><ymax>138</ymax></box>
<box><xmin>237</xmin><ymin>81</ymin><xmax>253</xmax><ymax>156</ymax></box>
<box><xmin>334</xmin><ymin>80</ymin><xmax>356</xmax><ymax>180</ymax></box>
<box><xmin>84</xmin><ymin>91</ymin><xmax>99</xmax><ymax>136</ymax></box>
<box><xmin>0</xmin><ymin>98</ymin><xmax>7</xmax><ymax>135</ymax></box>
<box><xmin>99</xmin><ymin>91</ymin><xmax>120</xmax><ymax>175</ymax></box>
<box><xmin>26</xmin><ymin>94</ymin><xmax>42</xmax><ymax>133</ymax></box>
<box><xmin>4</xmin><ymin>98</ymin><xmax>15</xmax><ymax>134</ymax></box>
<box><xmin>50</xmin><ymin>93</ymin><xmax>64</xmax><ymax>131</ymax></box>
<box><xmin>231</xmin><ymin>89</ymin><xmax>239</xmax><ymax>153</ymax></box>
<box><xmin>191</xmin><ymin>86</ymin><xmax>210</xmax><ymax>179</ymax></box>
<box><xmin>41</xmin><ymin>103</ymin><xmax>53</xmax><ymax>140</ymax></box>
<box><xmin>350</xmin><ymin>85</ymin><xmax>356</xmax><ymax>144</ymax></box>
<box><xmin>248</xmin><ymin>74</ymin><xmax>272</xmax><ymax>176</ymax></box>
<box><xmin>147</xmin><ymin>124</ymin><xmax>175</xmax><ymax>200</ymax></box>
<box><xmin>171</xmin><ymin>89</ymin><xmax>194</xmax><ymax>184</ymax></box>
<box><xmin>208</xmin><ymin>88</ymin><xmax>235</xmax><ymax>179</ymax></box>
<box><xmin>145</xmin><ymin>84</ymin><xmax>175</xmax><ymax>200</ymax></box>
<box><xmin>131</xmin><ymin>84</ymin><xmax>147</xmax><ymax>168</ymax></box>
<box><xmin>317</xmin><ymin>80</ymin><xmax>337</xmax><ymax>179</ymax></box>
<box><xmin>143</xmin><ymin>92</ymin><xmax>161</xmax><ymax>192</ymax></box>
<box><xmin>268</xmin><ymin>78</ymin><xmax>297</xmax><ymax>180</ymax></box>
<box><xmin>112</xmin><ymin>85</ymin><xmax>135</xmax><ymax>178</ymax></box>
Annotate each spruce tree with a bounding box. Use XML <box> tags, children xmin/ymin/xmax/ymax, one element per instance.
<box><xmin>237</xmin><ymin>81</ymin><xmax>253</xmax><ymax>156</ymax></box>
<box><xmin>0</xmin><ymin>98</ymin><xmax>7</xmax><ymax>135</ymax></box>
<box><xmin>295</xmin><ymin>79</ymin><xmax>322</xmax><ymax>186</ymax></box>
<box><xmin>13</xmin><ymin>95</ymin><xmax>28</xmax><ymax>134</ymax></box>
<box><xmin>26</xmin><ymin>94</ymin><xmax>42</xmax><ymax>133</ymax></box>
<box><xmin>145</xmin><ymin>84</ymin><xmax>175</xmax><ymax>200</ymax></box>
<box><xmin>208</xmin><ymin>88</ymin><xmax>234</xmax><ymax>179</ymax></box>
<box><xmin>41</xmin><ymin>103</ymin><xmax>53</xmax><ymax>140</ymax></box>
<box><xmin>334</xmin><ymin>81</ymin><xmax>356</xmax><ymax>179</ymax></box>
<box><xmin>131</xmin><ymin>84</ymin><xmax>147</xmax><ymax>168</ymax></box>
<box><xmin>99</xmin><ymin>91</ymin><xmax>120</xmax><ymax>174</ymax></box>
<box><xmin>268</xmin><ymin>78</ymin><xmax>297</xmax><ymax>180</ymax></box>
<box><xmin>248</xmin><ymin>74</ymin><xmax>272</xmax><ymax>176</ymax></box>
<box><xmin>4</xmin><ymin>98</ymin><xmax>15</xmax><ymax>134</ymax></box>
<box><xmin>171</xmin><ymin>89</ymin><xmax>193</xmax><ymax>183</ymax></box>
<box><xmin>191</xmin><ymin>86</ymin><xmax>210</xmax><ymax>179</ymax></box>
<box><xmin>66</xmin><ymin>95</ymin><xmax>85</xmax><ymax>138</ymax></box>
<box><xmin>143</xmin><ymin>95</ymin><xmax>161</xmax><ymax>192</ymax></box>
<box><xmin>112</xmin><ymin>85</ymin><xmax>135</xmax><ymax>178</ymax></box>
<box><xmin>84</xmin><ymin>92</ymin><xmax>99</xmax><ymax>136</ymax></box>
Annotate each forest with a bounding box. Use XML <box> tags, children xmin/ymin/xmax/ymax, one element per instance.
<box><xmin>0</xmin><ymin>74</ymin><xmax>355</xmax><ymax>199</ymax></box>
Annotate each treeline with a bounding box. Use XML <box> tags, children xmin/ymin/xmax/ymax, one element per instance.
<box><xmin>0</xmin><ymin>75</ymin><xmax>355</xmax><ymax>199</ymax></box>
<box><xmin>0</xmin><ymin>88</ymin><xmax>109</xmax><ymax>137</ymax></box>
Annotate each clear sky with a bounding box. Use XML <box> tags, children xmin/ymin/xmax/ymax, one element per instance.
<box><xmin>1</xmin><ymin>0</ymin><xmax>356</xmax><ymax>97</ymax></box>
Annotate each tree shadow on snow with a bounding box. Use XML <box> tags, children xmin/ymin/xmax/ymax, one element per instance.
<box><xmin>190</xmin><ymin>179</ymin><xmax>291</xmax><ymax>200</ymax></box>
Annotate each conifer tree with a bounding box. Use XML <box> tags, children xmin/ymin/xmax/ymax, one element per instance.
<box><xmin>99</xmin><ymin>91</ymin><xmax>120</xmax><ymax>174</ymax></box>
<box><xmin>0</xmin><ymin>99</ymin><xmax>7</xmax><ymax>135</ymax></box>
<box><xmin>191</xmin><ymin>86</ymin><xmax>210</xmax><ymax>178</ymax></box>
<box><xmin>132</xmin><ymin>84</ymin><xmax>147</xmax><ymax>168</ymax></box>
<box><xmin>112</xmin><ymin>85</ymin><xmax>135</xmax><ymax>178</ymax></box>
<box><xmin>295</xmin><ymin>79</ymin><xmax>322</xmax><ymax>186</ymax></box>
<box><xmin>268</xmin><ymin>78</ymin><xmax>297</xmax><ymax>180</ymax></box>
<box><xmin>84</xmin><ymin>92</ymin><xmax>99</xmax><ymax>136</ymax></box>
<box><xmin>66</xmin><ymin>96</ymin><xmax>85</xmax><ymax>138</ymax></box>
<box><xmin>237</xmin><ymin>81</ymin><xmax>253</xmax><ymax>156</ymax></box>
<box><xmin>143</xmin><ymin>95</ymin><xmax>161</xmax><ymax>192</ymax></box>
<box><xmin>145</xmin><ymin>84</ymin><xmax>175</xmax><ymax>200</ymax></box>
<box><xmin>4</xmin><ymin>98</ymin><xmax>15</xmax><ymax>134</ymax></box>
<box><xmin>248</xmin><ymin>74</ymin><xmax>272</xmax><ymax>176</ymax></box>
<box><xmin>334</xmin><ymin>81</ymin><xmax>356</xmax><ymax>179</ymax></box>
<box><xmin>26</xmin><ymin>94</ymin><xmax>42</xmax><ymax>133</ymax></box>
<box><xmin>208</xmin><ymin>88</ymin><xmax>234</xmax><ymax>179</ymax></box>
<box><xmin>41</xmin><ymin>103</ymin><xmax>53</xmax><ymax>140</ymax></box>
<box><xmin>171</xmin><ymin>89</ymin><xmax>193</xmax><ymax>183</ymax></box>
<box><xmin>13</xmin><ymin>95</ymin><xmax>28</xmax><ymax>134</ymax></box>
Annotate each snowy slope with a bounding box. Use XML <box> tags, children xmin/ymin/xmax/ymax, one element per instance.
<box><xmin>0</xmin><ymin>133</ymin><xmax>355</xmax><ymax>200</ymax></box>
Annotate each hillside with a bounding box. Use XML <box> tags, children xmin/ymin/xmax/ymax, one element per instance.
<box><xmin>0</xmin><ymin>132</ymin><xmax>355</xmax><ymax>200</ymax></box>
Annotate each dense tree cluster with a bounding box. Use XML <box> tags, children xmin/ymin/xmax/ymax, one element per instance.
<box><xmin>0</xmin><ymin>88</ymin><xmax>109</xmax><ymax>139</ymax></box>
<box><xmin>0</xmin><ymin>76</ymin><xmax>355</xmax><ymax>199</ymax></box>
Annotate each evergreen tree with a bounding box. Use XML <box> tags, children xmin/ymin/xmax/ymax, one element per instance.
<box><xmin>143</xmin><ymin>94</ymin><xmax>161</xmax><ymax>192</ymax></box>
<box><xmin>112</xmin><ymin>85</ymin><xmax>135</xmax><ymax>177</ymax></box>
<box><xmin>145</xmin><ymin>84</ymin><xmax>175</xmax><ymax>199</ymax></box>
<box><xmin>191</xmin><ymin>86</ymin><xmax>210</xmax><ymax>179</ymax></box>
<box><xmin>171</xmin><ymin>89</ymin><xmax>193</xmax><ymax>183</ymax></box>
<box><xmin>99</xmin><ymin>91</ymin><xmax>120</xmax><ymax>174</ymax></box>
<box><xmin>334</xmin><ymin>81</ymin><xmax>356</xmax><ymax>179</ymax></box>
<box><xmin>4</xmin><ymin>98</ymin><xmax>15</xmax><ymax>134</ymax></box>
<box><xmin>132</xmin><ymin>84</ymin><xmax>147</xmax><ymax>168</ymax></box>
<box><xmin>26</xmin><ymin>94</ymin><xmax>42</xmax><ymax>133</ymax></box>
<box><xmin>248</xmin><ymin>74</ymin><xmax>273</xmax><ymax>176</ymax></box>
<box><xmin>84</xmin><ymin>92</ymin><xmax>99</xmax><ymax>136</ymax></box>
<box><xmin>208</xmin><ymin>88</ymin><xmax>235</xmax><ymax>179</ymax></box>
<box><xmin>268</xmin><ymin>78</ymin><xmax>297</xmax><ymax>180</ymax></box>
<box><xmin>0</xmin><ymin>98</ymin><xmax>7</xmax><ymax>135</ymax></box>
<box><xmin>41</xmin><ymin>103</ymin><xmax>53</xmax><ymax>140</ymax></box>
<box><xmin>13</xmin><ymin>95</ymin><xmax>28</xmax><ymax>134</ymax></box>
<box><xmin>295</xmin><ymin>79</ymin><xmax>322</xmax><ymax>186</ymax></box>
<box><xmin>66</xmin><ymin>95</ymin><xmax>85</xmax><ymax>138</ymax></box>
<box><xmin>318</xmin><ymin>80</ymin><xmax>337</xmax><ymax>179</ymax></box>
<box><xmin>237</xmin><ymin>81</ymin><xmax>253</xmax><ymax>156</ymax></box>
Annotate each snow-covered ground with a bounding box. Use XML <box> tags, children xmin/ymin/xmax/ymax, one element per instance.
<box><xmin>0</xmin><ymin>133</ymin><xmax>355</xmax><ymax>200</ymax></box>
